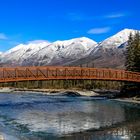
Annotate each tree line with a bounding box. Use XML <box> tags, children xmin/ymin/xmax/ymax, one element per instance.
<box><xmin>121</xmin><ymin>31</ymin><xmax>140</xmax><ymax>96</ymax></box>
<box><xmin>125</xmin><ymin>31</ymin><xmax>140</xmax><ymax>72</ymax></box>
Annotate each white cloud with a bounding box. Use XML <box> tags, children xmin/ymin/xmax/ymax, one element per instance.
<box><xmin>0</xmin><ymin>33</ymin><xmax>8</xmax><ymax>40</ymax></box>
<box><xmin>104</xmin><ymin>13</ymin><xmax>126</xmax><ymax>19</ymax></box>
<box><xmin>87</xmin><ymin>27</ymin><xmax>111</xmax><ymax>34</ymax></box>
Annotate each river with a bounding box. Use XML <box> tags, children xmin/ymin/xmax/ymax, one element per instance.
<box><xmin>0</xmin><ymin>92</ymin><xmax>139</xmax><ymax>140</ymax></box>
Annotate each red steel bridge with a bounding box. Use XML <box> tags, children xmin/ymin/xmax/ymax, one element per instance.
<box><xmin>0</xmin><ymin>66</ymin><xmax>139</xmax><ymax>83</ymax></box>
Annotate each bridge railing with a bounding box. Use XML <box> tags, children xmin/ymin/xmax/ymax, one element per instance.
<box><xmin>0</xmin><ymin>66</ymin><xmax>139</xmax><ymax>83</ymax></box>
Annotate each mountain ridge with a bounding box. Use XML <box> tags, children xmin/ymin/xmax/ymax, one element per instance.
<box><xmin>0</xmin><ymin>28</ymin><xmax>139</xmax><ymax>68</ymax></box>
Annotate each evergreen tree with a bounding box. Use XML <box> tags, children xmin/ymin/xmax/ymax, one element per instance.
<box><xmin>133</xmin><ymin>31</ymin><xmax>140</xmax><ymax>72</ymax></box>
<box><xmin>125</xmin><ymin>31</ymin><xmax>140</xmax><ymax>72</ymax></box>
<box><xmin>125</xmin><ymin>33</ymin><xmax>135</xmax><ymax>71</ymax></box>
<box><xmin>122</xmin><ymin>31</ymin><xmax>140</xmax><ymax>96</ymax></box>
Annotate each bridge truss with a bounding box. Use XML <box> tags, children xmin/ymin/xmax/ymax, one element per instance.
<box><xmin>0</xmin><ymin>66</ymin><xmax>139</xmax><ymax>83</ymax></box>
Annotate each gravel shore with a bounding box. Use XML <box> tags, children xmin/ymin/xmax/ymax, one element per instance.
<box><xmin>13</xmin><ymin>88</ymin><xmax>99</xmax><ymax>97</ymax></box>
<box><xmin>113</xmin><ymin>98</ymin><xmax>140</xmax><ymax>104</ymax></box>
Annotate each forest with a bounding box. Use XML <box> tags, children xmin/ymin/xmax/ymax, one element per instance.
<box><xmin>121</xmin><ymin>31</ymin><xmax>140</xmax><ymax>96</ymax></box>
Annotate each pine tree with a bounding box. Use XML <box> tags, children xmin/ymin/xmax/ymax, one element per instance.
<box><xmin>122</xmin><ymin>31</ymin><xmax>140</xmax><ymax>96</ymax></box>
<box><xmin>125</xmin><ymin>32</ymin><xmax>135</xmax><ymax>71</ymax></box>
<box><xmin>133</xmin><ymin>31</ymin><xmax>140</xmax><ymax>72</ymax></box>
<box><xmin>125</xmin><ymin>31</ymin><xmax>140</xmax><ymax>72</ymax></box>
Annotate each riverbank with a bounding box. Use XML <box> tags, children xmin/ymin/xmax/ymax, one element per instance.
<box><xmin>15</xmin><ymin>88</ymin><xmax>140</xmax><ymax>104</ymax></box>
<box><xmin>113</xmin><ymin>98</ymin><xmax>140</xmax><ymax>104</ymax></box>
<box><xmin>1</xmin><ymin>87</ymin><xmax>140</xmax><ymax>104</ymax></box>
<box><xmin>15</xmin><ymin>88</ymin><xmax>121</xmax><ymax>96</ymax></box>
<box><xmin>1</xmin><ymin>87</ymin><xmax>99</xmax><ymax>97</ymax></box>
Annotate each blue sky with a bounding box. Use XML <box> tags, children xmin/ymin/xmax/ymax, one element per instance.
<box><xmin>0</xmin><ymin>0</ymin><xmax>140</xmax><ymax>51</ymax></box>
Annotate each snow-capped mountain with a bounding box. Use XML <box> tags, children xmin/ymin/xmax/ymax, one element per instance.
<box><xmin>67</xmin><ymin>28</ymin><xmax>139</xmax><ymax>68</ymax></box>
<box><xmin>22</xmin><ymin>37</ymin><xmax>97</xmax><ymax>66</ymax></box>
<box><xmin>0</xmin><ymin>37</ymin><xmax>97</xmax><ymax>66</ymax></box>
<box><xmin>0</xmin><ymin>41</ymin><xmax>50</xmax><ymax>66</ymax></box>
<box><xmin>0</xmin><ymin>28</ymin><xmax>139</xmax><ymax>68</ymax></box>
<box><xmin>97</xmin><ymin>29</ymin><xmax>136</xmax><ymax>49</ymax></box>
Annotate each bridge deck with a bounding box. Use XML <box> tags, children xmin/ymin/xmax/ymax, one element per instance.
<box><xmin>0</xmin><ymin>66</ymin><xmax>139</xmax><ymax>83</ymax></box>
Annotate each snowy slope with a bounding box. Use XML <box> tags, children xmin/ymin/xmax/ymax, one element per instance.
<box><xmin>22</xmin><ymin>37</ymin><xmax>97</xmax><ymax>66</ymax></box>
<box><xmin>88</xmin><ymin>28</ymin><xmax>137</xmax><ymax>56</ymax></box>
<box><xmin>0</xmin><ymin>37</ymin><xmax>97</xmax><ymax>66</ymax></box>
<box><xmin>67</xmin><ymin>28</ymin><xmax>139</xmax><ymax>68</ymax></box>
<box><xmin>0</xmin><ymin>52</ymin><xmax>2</xmax><ymax>61</ymax></box>
<box><xmin>1</xmin><ymin>41</ymin><xmax>50</xmax><ymax>66</ymax></box>
<box><xmin>98</xmin><ymin>29</ymin><xmax>136</xmax><ymax>49</ymax></box>
<box><xmin>88</xmin><ymin>29</ymin><xmax>139</xmax><ymax>68</ymax></box>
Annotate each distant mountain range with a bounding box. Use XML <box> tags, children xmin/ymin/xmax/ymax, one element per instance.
<box><xmin>0</xmin><ymin>28</ymin><xmax>138</xmax><ymax>69</ymax></box>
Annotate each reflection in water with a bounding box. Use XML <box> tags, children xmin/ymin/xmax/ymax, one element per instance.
<box><xmin>61</xmin><ymin>120</ymin><xmax>140</xmax><ymax>140</ymax></box>
<box><xmin>0</xmin><ymin>93</ymin><xmax>139</xmax><ymax>140</ymax></box>
<box><xmin>16</xmin><ymin>100</ymin><xmax>125</xmax><ymax>135</ymax></box>
<box><xmin>0</xmin><ymin>134</ymin><xmax>4</xmax><ymax>140</ymax></box>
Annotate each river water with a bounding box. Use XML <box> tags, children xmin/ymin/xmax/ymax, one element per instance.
<box><xmin>0</xmin><ymin>92</ymin><xmax>139</xmax><ymax>140</ymax></box>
